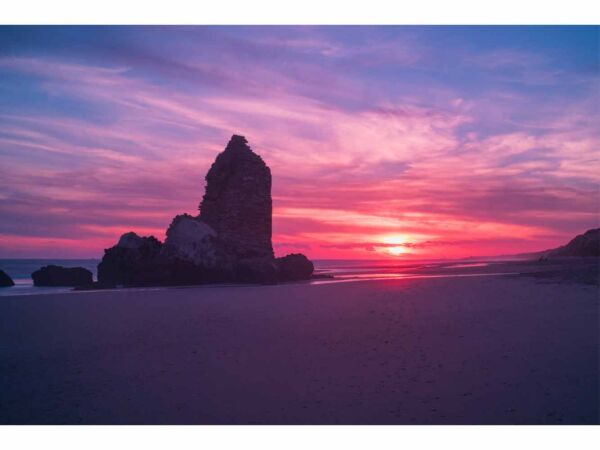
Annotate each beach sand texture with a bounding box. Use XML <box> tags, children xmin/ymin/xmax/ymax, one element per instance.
<box><xmin>0</xmin><ymin>274</ymin><xmax>598</xmax><ymax>424</ymax></box>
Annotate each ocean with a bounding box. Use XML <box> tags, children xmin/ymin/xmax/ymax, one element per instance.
<box><xmin>0</xmin><ymin>259</ymin><xmax>99</xmax><ymax>296</ymax></box>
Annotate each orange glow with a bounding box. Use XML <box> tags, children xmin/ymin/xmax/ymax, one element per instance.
<box><xmin>378</xmin><ymin>234</ymin><xmax>409</xmax><ymax>256</ymax></box>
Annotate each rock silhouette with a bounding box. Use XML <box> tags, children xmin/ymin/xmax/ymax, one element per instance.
<box><xmin>32</xmin><ymin>265</ymin><xmax>93</xmax><ymax>287</ymax></box>
<box><xmin>97</xmin><ymin>233</ymin><xmax>163</xmax><ymax>286</ymax></box>
<box><xmin>200</xmin><ymin>135</ymin><xmax>274</xmax><ymax>260</ymax></box>
<box><xmin>0</xmin><ymin>269</ymin><xmax>15</xmax><ymax>287</ymax></box>
<box><xmin>275</xmin><ymin>254</ymin><xmax>314</xmax><ymax>281</ymax></box>
<box><xmin>98</xmin><ymin>135</ymin><xmax>313</xmax><ymax>286</ymax></box>
<box><xmin>544</xmin><ymin>228</ymin><xmax>600</xmax><ymax>258</ymax></box>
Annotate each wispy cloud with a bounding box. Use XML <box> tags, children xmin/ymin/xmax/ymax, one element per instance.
<box><xmin>0</xmin><ymin>26</ymin><xmax>598</xmax><ymax>258</ymax></box>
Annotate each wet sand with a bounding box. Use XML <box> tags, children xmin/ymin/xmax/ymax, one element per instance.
<box><xmin>0</xmin><ymin>268</ymin><xmax>598</xmax><ymax>424</ymax></box>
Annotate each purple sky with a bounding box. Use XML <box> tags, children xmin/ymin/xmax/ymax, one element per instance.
<box><xmin>0</xmin><ymin>26</ymin><xmax>598</xmax><ymax>258</ymax></box>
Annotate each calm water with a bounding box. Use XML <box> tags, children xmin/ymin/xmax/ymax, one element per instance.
<box><xmin>0</xmin><ymin>258</ymin><xmax>508</xmax><ymax>296</ymax></box>
<box><xmin>0</xmin><ymin>259</ymin><xmax>99</xmax><ymax>296</ymax></box>
<box><xmin>309</xmin><ymin>259</ymin><xmax>508</xmax><ymax>284</ymax></box>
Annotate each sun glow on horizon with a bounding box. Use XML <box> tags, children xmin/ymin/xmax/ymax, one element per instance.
<box><xmin>379</xmin><ymin>234</ymin><xmax>410</xmax><ymax>257</ymax></box>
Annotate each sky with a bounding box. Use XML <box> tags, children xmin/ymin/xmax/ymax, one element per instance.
<box><xmin>0</xmin><ymin>26</ymin><xmax>598</xmax><ymax>259</ymax></box>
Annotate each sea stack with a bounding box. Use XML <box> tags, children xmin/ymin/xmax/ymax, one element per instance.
<box><xmin>98</xmin><ymin>134</ymin><xmax>313</xmax><ymax>286</ymax></box>
<box><xmin>32</xmin><ymin>265</ymin><xmax>93</xmax><ymax>287</ymax></box>
<box><xmin>200</xmin><ymin>135</ymin><xmax>274</xmax><ymax>260</ymax></box>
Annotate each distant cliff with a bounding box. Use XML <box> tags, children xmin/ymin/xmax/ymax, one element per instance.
<box><xmin>540</xmin><ymin>228</ymin><xmax>600</xmax><ymax>258</ymax></box>
<box><xmin>97</xmin><ymin>135</ymin><xmax>313</xmax><ymax>287</ymax></box>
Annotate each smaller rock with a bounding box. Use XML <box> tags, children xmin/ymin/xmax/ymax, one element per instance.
<box><xmin>276</xmin><ymin>254</ymin><xmax>314</xmax><ymax>281</ymax></box>
<box><xmin>97</xmin><ymin>232</ymin><xmax>163</xmax><ymax>286</ymax></box>
<box><xmin>162</xmin><ymin>214</ymin><xmax>222</xmax><ymax>268</ymax></box>
<box><xmin>0</xmin><ymin>269</ymin><xmax>15</xmax><ymax>287</ymax></box>
<box><xmin>32</xmin><ymin>265</ymin><xmax>93</xmax><ymax>287</ymax></box>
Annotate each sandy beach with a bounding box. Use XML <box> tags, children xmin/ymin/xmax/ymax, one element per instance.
<box><xmin>0</xmin><ymin>265</ymin><xmax>597</xmax><ymax>424</ymax></box>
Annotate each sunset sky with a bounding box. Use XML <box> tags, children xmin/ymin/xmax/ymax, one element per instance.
<box><xmin>0</xmin><ymin>26</ymin><xmax>598</xmax><ymax>259</ymax></box>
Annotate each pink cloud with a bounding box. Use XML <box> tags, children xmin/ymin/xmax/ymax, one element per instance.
<box><xmin>0</xmin><ymin>55</ymin><xmax>598</xmax><ymax>259</ymax></box>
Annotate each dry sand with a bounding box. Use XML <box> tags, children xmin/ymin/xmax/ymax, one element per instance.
<box><xmin>0</xmin><ymin>272</ymin><xmax>598</xmax><ymax>424</ymax></box>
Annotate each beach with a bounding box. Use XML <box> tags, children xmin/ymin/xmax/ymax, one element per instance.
<box><xmin>0</xmin><ymin>261</ymin><xmax>597</xmax><ymax>425</ymax></box>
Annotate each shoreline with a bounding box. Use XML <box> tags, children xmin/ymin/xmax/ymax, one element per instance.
<box><xmin>1</xmin><ymin>257</ymin><xmax>597</xmax><ymax>297</ymax></box>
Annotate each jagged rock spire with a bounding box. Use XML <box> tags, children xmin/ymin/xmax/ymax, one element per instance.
<box><xmin>199</xmin><ymin>135</ymin><xmax>274</xmax><ymax>259</ymax></box>
<box><xmin>225</xmin><ymin>134</ymin><xmax>251</xmax><ymax>151</ymax></box>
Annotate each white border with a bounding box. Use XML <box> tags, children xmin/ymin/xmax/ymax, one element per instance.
<box><xmin>0</xmin><ymin>0</ymin><xmax>599</xmax><ymax>24</ymax></box>
<box><xmin>1</xmin><ymin>425</ymin><xmax>600</xmax><ymax>449</ymax></box>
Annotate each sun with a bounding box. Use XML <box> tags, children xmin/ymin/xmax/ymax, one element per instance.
<box><xmin>379</xmin><ymin>234</ymin><xmax>408</xmax><ymax>256</ymax></box>
<box><xmin>387</xmin><ymin>246</ymin><xmax>406</xmax><ymax>256</ymax></box>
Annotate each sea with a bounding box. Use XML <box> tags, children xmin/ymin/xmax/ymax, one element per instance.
<box><xmin>0</xmin><ymin>257</ymin><xmax>519</xmax><ymax>297</ymax></box>
<box><xmin>0</xmin><ymin>259</ymin><xmax>100</xmax><ymax>296</ymax></box>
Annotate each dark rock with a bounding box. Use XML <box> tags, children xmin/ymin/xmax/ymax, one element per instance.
<box><xmin>545</xmin><ymin>228</ymin><xmax>600</xmax><ymax>258</ymax></box>
<box><xmin>199</xmin><ymin>135</ymin><xmax>274</xmax><ymax>260</ymax></box>
<box><xmin>97</xmin><ymin>232</ymin><xmax>163</xmax><ymax>285</ymax></box>
<box><xmin>276</xmin><ymin>254</ymin><xmax>314</xmax><ymax>281</ymax></box>
<box><xmin>97</xmin><ymin>135</ymin><xmax>314</xmax><ymax>287</ymax></box>
<box><xmin>234</xmin><ymin>257</ymin><xmax>278</xmax><ymax>284</ymax></box>
<box><xmin>161</xmin><ymin>214</ymin><xmax>230</xmax><ymax>269</ymax></box>
<box><xmin>32</xmin><ymin>265</ymin><xmax>93</xmax><ymax>287</ymax></box>
<box><xmin>0</xmin><ymin>269</ymin><xmax>15</xmax><ymax>287</ymax></box>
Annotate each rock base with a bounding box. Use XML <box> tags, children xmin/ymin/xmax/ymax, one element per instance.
<box><xmin>32</xmin><ymin>265</ymin><xmax>93</xmax><ymax>287</ymax></box>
